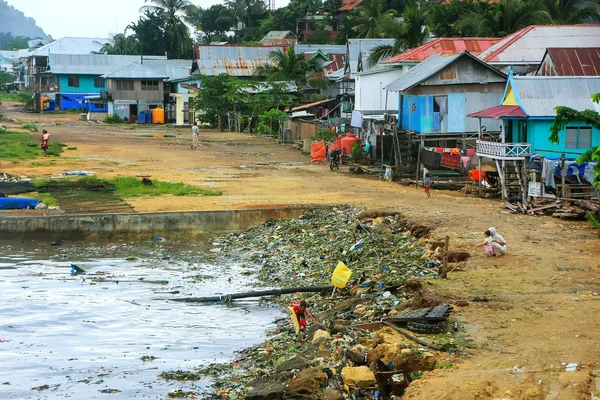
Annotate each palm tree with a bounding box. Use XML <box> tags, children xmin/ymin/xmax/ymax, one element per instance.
<box><xmin>96</xmin><ymin>34</ymin><xmax>140</xmax><ymax>55</ymax></box>
<box><xmin>541</xmin><ymin>0</ymin><xmax>600</xmax><ymax>23</ymax></box>
<box><xmin>367</xmin><ymin>4</ymin><xmax>429</xmax><ymax>67</ymax></box>
<box><xmin>352</xmin><ymin>0</ymin><xmax>398</xmax><ymax>38</ymax></box>
<box><xmin>255</xmin><ymin>45</ymin><xmax>321</xmax><ymax>87</ymax></box>
<box><xmin>455</xmin><ymin>0</ymin><xmax>552</xmax><ymax>38</ymax></box>
<box><xmin>141</xmin><ymin>0</ymin><xmax>195</xmax><ymax>58</ymax></box>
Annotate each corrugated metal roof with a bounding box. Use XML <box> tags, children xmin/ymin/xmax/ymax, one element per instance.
<box><xmin>48</xmin><ymin>54</ymin><xmax>141</xmax><ymax>75</ymax></box>
<box><xmin>292</xmin><ymin>98</ymin><xmax>335</xmax><ymax>111</ymax></box>
<box><xmin>102</xmin><ymin>62</ymin><xmax>168</xmax><ymax>79</ymax></box>
<box><xmin>296</xmin><ymin>39</ymin><xmax>395</xmax><ymax>75</ymax></box>
<box><xmin>512</xmin><ymin>76</ymin><xmax>600</xmax><ymax>117</ymax></box>
<box><xmin>384</xmin><ymin>51</ymin><xmax>505</xmax><ymax>92</ymax></box>
<box><xmin>468</xmin><ymin>105</ymin><xmax>527</xmax><ymax>119</ymax></box>
<box><xmin>339</xmin><ymin>0</ymin><xmax>364</xmax><ymax>11</ymax></box>
<box><xmin>30</xmin><ymin>37</ymin><xmax>109</xmax><ymax>56</ymax></box>
<box><xmin>194</xmin><ymin>45</ymin><xmax>284</xmax><ymax>76</ymax></box>
<box><xmin>383</xmin><ymin>38</ymin><xmax>500</xmax><ymax>64</ymax></box>
<box><xmin>261</xmin><ymin>31</ymin><xmax>296</xmax><ymax>40</ymax></box>
<box><xmin>543</xmin><ymin>47</ymin><xmax>600</xmax><ymax>76</ymax></box>
<box><xmin>480</xmin><ymin>25</ymin><xmax>600</xmax><ymax>64</ymax></box>
<box><xmin>142</xmin><ymin>59</ymin><xmax>192</xmax><ymax>81</ymax></box>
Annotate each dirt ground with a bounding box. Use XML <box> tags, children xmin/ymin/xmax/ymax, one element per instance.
<box><xmin>2</xmin><ymin>103</ymin><xmax>599</xmax><ymax>399</ymax></box>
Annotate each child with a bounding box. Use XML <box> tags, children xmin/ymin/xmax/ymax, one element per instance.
<box><xmin>41</xmin><ymin>129</ymin><xmax>50</xmax><ymax>157</ymax></box>
<box><xmin>290</xmin><ymin>300</ymin><xmax>318</xmax><ymax>332</ymax></box>
<box><xmin>475</xmin><ymin>230</ymin><xmax>495</xmax><ymax>257</ymax></box>
<box><xmin>423</xmin><ymin>175</ymin><xmax>432</xmax><ymax>198</ymax></box>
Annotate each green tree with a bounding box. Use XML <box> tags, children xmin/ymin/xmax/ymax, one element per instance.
<box><xmin>455</xmin><ymin>0</ymin><xmax>552</xmax><ymax>37</ymax></box>
<box><xmin>0</xmin><ymin>71</ymin><xmax>14</xmax><ymax>92</ymax></box>
<box><xmin>427</xmin><ymin>0</ymin><xmax>485</xmax><ymax>37</ymax></box>
<box><xmin>549</xmin><ymin>93</ymin><xmax>600</xmax><ymax>188</ymax></box>
<box><xmin>129</xmin><ymin>11</ymin><xmax>168</xmax><ymax>55</ymax></box>
<box><xmin>97</xmin><ymin>33</ymin><xmax>141</xmax><ymax>55</ymax></box>
<box><xmin>189</xmin><ymin>5</ymin><xmax>234</xmax><ymax>44</ymax></box>
<box><xmin>367</xmin><ymin>4</ymin><xmax>429</xmax><ymax>66</ymax></box>
<box><xmin>352</xmin><ymin>0</ymin><xmax>397</xmax><ymax>38</ymax></box>
<box><xmin>141</xmin><ymin>0</ymin><xmax>194</xmax><ymax>58</ymax></box>
<box><xmin>541</xmin><ymin>0</ymin><xmax>600</xmax><ymax>23</ymax></box>
<box><xmin>1</xmin><ymin>34</ymin><xmax>30</xmax><ymax>50</ymax></box>
<box><xmin>255</xmin><ymin>44</ymin><xmax>321</xmax><ymax>86</ymax></box>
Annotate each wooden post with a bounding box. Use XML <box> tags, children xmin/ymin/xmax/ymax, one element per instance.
<box><xmin>399</xmin><ymin>94</ymin><xmax>404</xmax><ymax>129</ymax></box>
<box><xmin>477</xmin><ymin>118</ymin><xmax>482</xmax><ymax>197</ymax></box>
<box><xmin>415</xmin><ymin>135</ymin><xmax>423</xmax><ymax>183</ymax></box>
<box><xmin>440</xmin><ymin>235</ymin><xmax>449</xmax><ymax>278</ymax></box>
<box><xmin>560</xmin><ymin>153</ymin><xmax>567</xmax><ymax>198</ymax></box>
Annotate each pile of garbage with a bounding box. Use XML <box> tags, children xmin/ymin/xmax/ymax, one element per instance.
<box><xmin>161</xmin><ymin>207</ymin><xmax>466</xmax><ymax>400</ymax></box>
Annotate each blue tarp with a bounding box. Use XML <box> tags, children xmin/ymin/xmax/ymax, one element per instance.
<box><xmin>0</xmin><ymin>197</ymin><xmax>42</xmax><ymax>210</ymax></box>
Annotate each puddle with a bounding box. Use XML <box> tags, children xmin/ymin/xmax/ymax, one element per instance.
<box><xmin>0</xmin><ymin>242</ymin><xmax>282</xmax><ymax>399</ymax></box>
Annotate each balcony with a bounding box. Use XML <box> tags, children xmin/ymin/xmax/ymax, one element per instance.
<box><xmin>476</xmin><ymin>140</ymin><xmax>531</xmax><ymax>160</ymax></box>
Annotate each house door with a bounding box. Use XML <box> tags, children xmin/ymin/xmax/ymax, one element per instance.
<box><xmin>433</xmin><ymin>96</ymin><xmax>448</xmax><ymax>133</ymax></box>
<box><xmin>129</xmin><ymin>104</ymin><xmax>138</xmax><ymax>123</ymax></box>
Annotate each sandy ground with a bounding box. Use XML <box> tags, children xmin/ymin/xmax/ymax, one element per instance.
<box><xmin>2</xmin><ymin>103</ymin><xmax>600</xmax><ymax>399</ymax></box>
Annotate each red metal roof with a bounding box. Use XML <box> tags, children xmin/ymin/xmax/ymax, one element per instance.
<box><xmin>382</xmin><ymin>38</ymin><xmax>501</xmax><ymax>64</ymax></box>
<box><xmin>292</xmin><ymin>98</ymin><xmax>335</xmax><ymax>111</ymax></box>
<box><xmin>339</xmin><ymin>0</ymin><xmax>363</xmax><ymax>11</ymax></box>
<box><xmin>545</xmin><ymin>47</ymin><xmax>600</xmax><ymax>76</ymax></box>
<box><xmin>468</xmin><ymin>105</ymin><xmax>527</xmax><ymax>119</ymax></box>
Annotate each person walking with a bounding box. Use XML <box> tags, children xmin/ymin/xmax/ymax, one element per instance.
<box><xmin>191</xmin><ymin>122</ymin><xmax>199</xmax><ymax>150</ymax></box>
<box><xmin>41</xmin><ymin>129</ymin><xmax>50</xmax><ymax>157</ymax></box>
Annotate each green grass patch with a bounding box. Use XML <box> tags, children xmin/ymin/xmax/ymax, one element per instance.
<box><xmin>0</xmin><ymin>131</ymin><xmax>66</xmax><ymax>161</ymax></box>
<box><xmin>66</xmin><ymin>147</ymin><xmax>78</xmax><ymax>151</ymax></box>
<box><xmin>76</xmin><ymin>176</ymin><xmax>222</xmax><ymax>198</ymax></box>
<box><xmin>0</xmin><ymin>93</ymin><xmax>23</xmax><ymax>102</ymax></box>
<box><xmin>22</xmin><ymin>123</ymin><xmax>38</xmax><ymax>132</ymax></box>
<box><xmin>28</xmin><ymin>192</ymin><xmax>58</xmax><ymax>207</ymax></box>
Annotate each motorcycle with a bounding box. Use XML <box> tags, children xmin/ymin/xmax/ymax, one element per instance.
<box><xmin>329</xmin><ymin>148</ymin><xmax>342</xmax><ymax>171</ymax></box>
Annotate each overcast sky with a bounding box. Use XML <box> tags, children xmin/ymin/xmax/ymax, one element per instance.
<box><xmin>6</xmin><ymin>0</ymin><xmax>289</xmax><ymax>39</ymax></box>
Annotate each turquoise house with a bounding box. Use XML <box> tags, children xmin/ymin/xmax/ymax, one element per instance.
<box><xmin>44</xmin><ymin>54</ymin><xmax>141</xmax><ymax>112</ymax></box>
<box><xmin>470</xmin><ymin>74</ymin><xmax>600</xmax><ymax>158</ymax></box>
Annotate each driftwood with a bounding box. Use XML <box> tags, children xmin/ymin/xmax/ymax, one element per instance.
<box><xmin>383</xmin><ymin>322</ymin><xmax>442</xmax><ymax>351</ymax></box>
<box><xmin>164</xmin><ymin>285</ymin><xmax>334</xmax><ymax>303</ymax></box>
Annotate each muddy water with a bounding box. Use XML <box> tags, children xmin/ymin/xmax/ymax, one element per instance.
<box><xmin>0</xmin><ymin>242</ymin><xmax>282</xmax><ymax>399</ymax></box>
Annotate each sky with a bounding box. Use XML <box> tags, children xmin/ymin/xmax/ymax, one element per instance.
<box><xmin>6</xmin><ymin>0</ymin><xmax>289</xmax><ymax>39</ymax></box>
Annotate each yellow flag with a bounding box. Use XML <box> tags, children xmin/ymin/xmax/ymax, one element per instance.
<box><xmin>331</xmin><ymin>261</ymin><xmax>352</xmax><ymax>288</ymax></box>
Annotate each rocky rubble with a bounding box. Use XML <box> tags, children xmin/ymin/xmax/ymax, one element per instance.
<box><xmin>168</xmin><ymin>206</ymin><xmax>465</xmax><ymax>399</ymax></box>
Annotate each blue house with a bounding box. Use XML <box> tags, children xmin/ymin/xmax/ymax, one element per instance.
<box><xmin>470</xmin><ymin>74</ymin><xmax>600</xmax><ymax>158</ymax></box>
<box><xmin>469</xmin><ymin>74</ymin><xmax>600</xmax><ymax>200</ymax></box>
<box><xmin>384</xmin><ymin>51</ymin><xmax>507</xmax><ymax>135</ymax></box>
<box><xmin>43</xmin><ymin>54</ymin><xmax>141</xmax><ymax>112</ymax></box>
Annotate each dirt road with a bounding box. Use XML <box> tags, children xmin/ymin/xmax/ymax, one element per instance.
<box><xmin>2</xmin><ymin>105</ymin><xmax>599</xmax><ymax>399</ymax></box>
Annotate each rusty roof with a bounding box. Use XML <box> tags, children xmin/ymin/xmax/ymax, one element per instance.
<box><xmin>339</xmin><ymin>0</ymin><xmax>364</xmax><ymax>11</ymax></box>
<box><xmin>193</xmin><ymin>45</ymin><xmax>284</xmax><ymax>76</ymax></box>
<box><xmin>541</xmin><ymin>47</ymin><xmax>600</xmax><ymax>76</ymax></box>
<box><xmin>382</xmin><ymin>38</ymin><xmax>500</xmax><ymax>64</ymax></box>
<box><xmin>468</xmin><ymin>105</ymin><xmax>527</xmax><ymax>119</ymax></box>
<box><xmin>292</xmin><ymin>98</ymin><xmax>335</xmax><ymax>111</ymax></box>
<box><xmin>480</xmin><ymin>25</ymin><xmax>600</xmax><ymax>64</ymax></box>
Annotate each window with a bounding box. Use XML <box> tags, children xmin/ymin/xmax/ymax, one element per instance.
<box><xmin>566</xmin><ymin>126</ymin><xmax>593</xmax><ymax>149</ymax></box>
<box><xmin>68</xmin><ymin>76</ymin><xmax>80</xmax><ymax>88</ymax></box>
<box><xmin>116</xmin><ymin>80</ymin><xmax>134</xmax><ymax>91</ymax></box>
<box><xmin>94</xmin><ymin>77</ymin><xmax>104</xmax><ymax>88</ymax></box>
<box><xmin>141</xmin><ymin>80</ymin><xmax>159</xmax><ymax>91</ymax></box>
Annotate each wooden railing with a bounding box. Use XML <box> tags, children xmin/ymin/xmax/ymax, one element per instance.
<box><xmin>476</xmin><ymin>140</ymin><xmax>531</xmax><ymax>160</ymax></box>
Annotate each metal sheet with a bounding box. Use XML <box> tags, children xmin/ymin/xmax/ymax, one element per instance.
<box><xmin>194</xmin><ymin>45</ymin><xmax>284</xmax><ymax>77</ymax></box>
<box><xmin>383</xmin><ymin>38</ymin><xmax>500</xmax><ymax>64</ymax></box>
<box><xmin>481</xmin><ymin>26</ymin><xmax>600</xmax><ymax>64</ymax></box>
<box><xmin>544</xmin><ymin>48</ymin><xmax>600</xmax><ymax>76</ymax></box>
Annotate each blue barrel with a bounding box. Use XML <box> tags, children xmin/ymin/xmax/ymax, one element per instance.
<box><xmin>138</xmin><ymin>112</ymin><xmax>146</xmax><ymax>124</ymax></box>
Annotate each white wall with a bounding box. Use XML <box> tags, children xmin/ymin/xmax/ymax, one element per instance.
<box><xmin>355</xmin><ymin>67</ymin><xmax>406</xmax><ymax>113</ymax></box>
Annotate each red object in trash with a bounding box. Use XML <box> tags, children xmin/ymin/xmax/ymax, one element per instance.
<box><xmin>469</xmin><ymin>169</ymin><xmax>487</xmax><ymax>182</ymax></box>
<box><xmin>341</xmin><ymin>134</ymin><xmax>361</xmax><ymax>155</ymax></box>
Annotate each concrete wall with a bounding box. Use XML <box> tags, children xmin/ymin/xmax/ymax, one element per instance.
<box><xmin>0</xmin><ymin>208</ymin><xmax>313</xmax><ymax>241</ymax></box>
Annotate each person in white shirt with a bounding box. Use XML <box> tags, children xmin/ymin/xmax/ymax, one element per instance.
<box><xmin>191</xmin><ymin>122</ymin><xmax>199</xmax><ymax>150</ymax></box>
